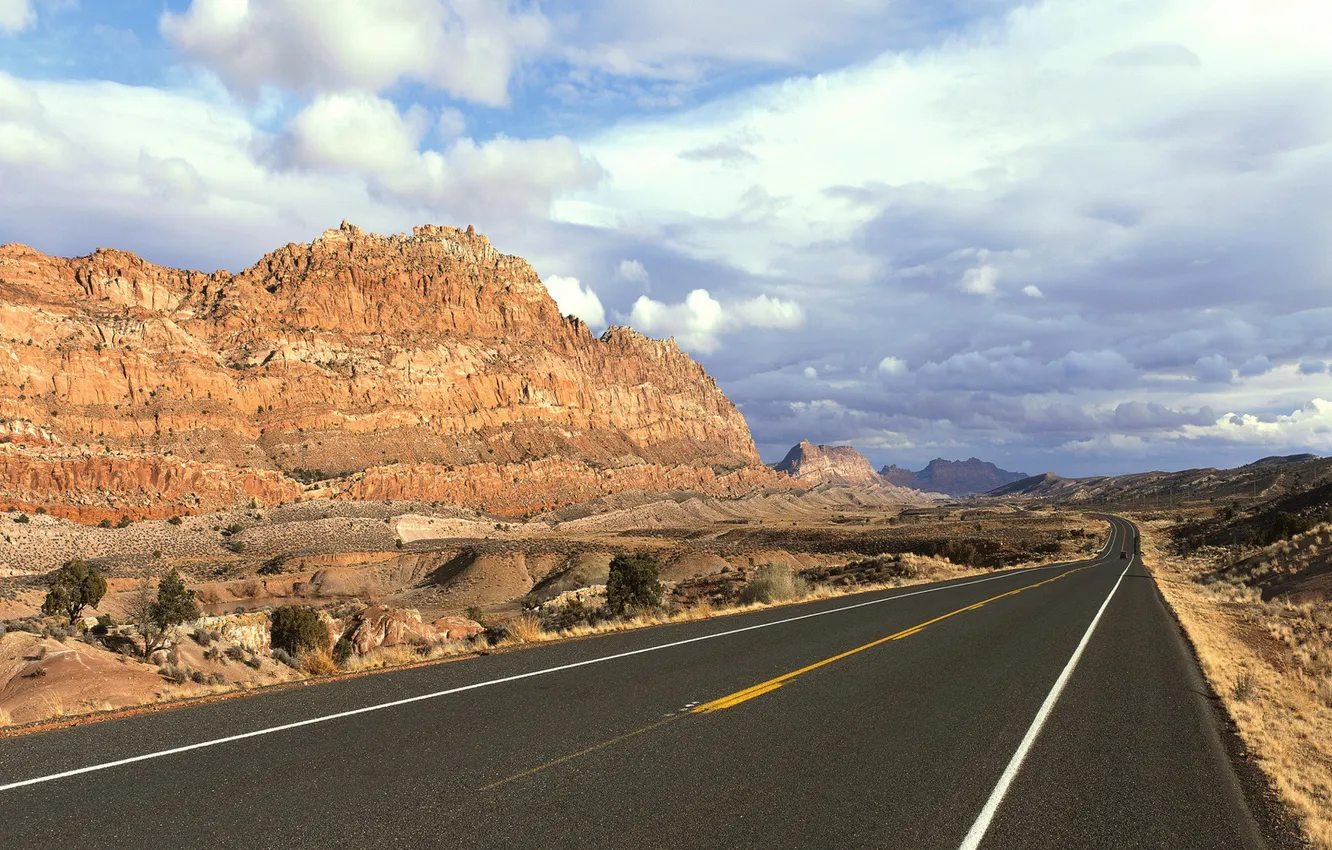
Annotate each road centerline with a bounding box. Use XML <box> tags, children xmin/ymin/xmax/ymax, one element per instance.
<box><xmin>476</xmin><ymin>561</ymin><xmax>1102</xmax><ymax>791</ymax></box>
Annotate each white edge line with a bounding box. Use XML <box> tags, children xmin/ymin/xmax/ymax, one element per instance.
<box><xmin>957</xmin><ymin>526</ymin><xmax>1132</xmax><ymax>850</ymax></box>
<box><xmin>1</xmin><ymin>527</ymin><xmax>1120</xmax><ymax>793</ymax></box>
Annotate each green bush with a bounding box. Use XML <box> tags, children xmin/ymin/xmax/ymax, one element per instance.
<box><xmin>269</xmin><ymin>606</ymin><xmax>329</xmax><ymax>656</ymax></box>
<box><xmin>115</xmin><ymin>515</ymin><xmax>132</xmax><ymax>528</ymax></box>
<box><xmin>41</xmin><ymin>559</ymin><xmax>107</xmax><ymax>623</ymax></box>
<box><xmin>606</xmin><ymin>552</ymin><xmax>662</xmax><ymax>615</ymax></box>
<box><xmin>332</xmin><ymin>637</ymin><xmax>354</xmax><ymax>665</ymax></box>
<box><xmin>91</xmin><ymin>614</ymin><xmax>115</xmax><ymax>636</ymax></box>
<box><xmin>98</xmin><ymin>518</ymin><xmax>113</xmax><ymax>529</ymax></box>
<box><xmin>167</xmin><ymin>516</ymin><xmax>184</xmax><ymax>526</ymax></box>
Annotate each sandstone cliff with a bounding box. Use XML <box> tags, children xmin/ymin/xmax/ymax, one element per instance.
<box><xmin>773</xmin><ymin>440</ymin><xmax>883</xmax><ymax>486</ymax></box>
<box><xmin>0</xmin><ymin>222</ymin><xmax>795</xmax><ymax>521</ymax></box>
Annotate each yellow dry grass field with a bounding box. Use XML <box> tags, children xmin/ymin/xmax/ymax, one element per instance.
<box><xmin>1138</xmin><ymin>518</ymin><xmax>1332</xmax><ymax>848</ymax></box>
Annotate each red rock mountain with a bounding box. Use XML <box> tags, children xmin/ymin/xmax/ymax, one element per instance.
<box><xmin>0</xmin><ymin>222</ymin><xmax>795</xmax><ymax>522</ymax></box>
<box><xmin>773</xmin><ymin>440</ymin><xmax>883</xmax><ymax>486</ymax></box>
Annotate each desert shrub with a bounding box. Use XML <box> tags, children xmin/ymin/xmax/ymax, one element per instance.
<box><xmin>13</xmin><ymin>513</ymin><xmax>28</xmax><ymax>523</ymax></box>
<box><xmin>227</xmin><ymin>540</ymin><xmax>246</xmax><ymax>554</ymax></box>
<box><xmin>115</xmin><ymin>515</ymin><xmax>132</xmax><ymax>528</ymax></box>
<box><xmin>271</xmin><ymin>647</ymin><xmax>299</xmax><ymax>668</ymax></box>
<box><xmin>98</xmin><ymin>518</ymin><xmax>112</xmax><ymax>529</ymax></box>
<box><xmin>541</xmin><ymin>599</ymin><xmax>606</xmax><ymax>632</ymax></box>
<box><xmin>243</xmin><ymin>652</ymin><xmax>262</xmax><ymax>670</ymax></box>
<box><xmin>258</xmin><ymin>558</ymin><xmax>284</xmax><ymax>576</ymax></box>
<box><xmin>269</xmin><ymin>605</ymin><xmax>329</xmax><ymax>656</ymax></box>
<box><xmin>203</xmin><ymin>645</ymin><xmax>222</xmax><ymax>662</ymax></box>
<box><xmin>191</xmin><ymin>627</ymin><xmax>219</xmax><ymax>647</ymax></box>
<box><xmin>41</xmin><ymin>559</ymin><xmax>107</xmax><ymax>623</ymax></box>
<box><xmin>332</xmin><ymin>637</ymin><xmax>354</xmax><ymax>665</ymax></box>
<box><xmin>4</xmin><ymin>617</ymin><xmax>40</xmax><ymax>634</ymax></box>
<box><xmin>225</xmin><ymin>645</ymin><xmax>246</xmax><ymax>662</ymax></box>
<box><xmin>739</xmin><ymin>564</ymin><xmax>809</xmax><ymax>605</ymax></box>
<box><xmin>189</xmin><ymin>669</ymin><xmax>206</xmax><ymax>684</ymax></box>
<box><xmin>205</xmin><ymin>672</ymin><xmax>226</xmax><ymax>686</ymax></box>
<box><xmin>300</xmin><ymin>649</ymin><xmax>338</xmax><ymax>676</ymax></box>
<box><xmin>1262</xmin><ymin>512</ymin><xmax>1314</xmax><ymax>545</ymax></box>
<box><xmin>159</xmin><ymin>663</ymin><xmax>188</xmax><ymax>684</ymax></box>
<box><xmin>91</xmin><ymin>614</ymin><xmax>115</xmax><ymax>636</ymax></box>
<box><xmin>465</xmin><ymin>606</ymin><xmax>484</xmax><ymax>623</ymax></box>
<box><xmin>606</xmin><ymin>552</ymin><xmax>663</xmax><ymax>615</ymax></box>
<box><xmin>41</xmin><ymin>621</ymin><xmax>76</xmax><ymax>641</ymax></box>
<box><xmin>1231</xmin><ymin>670</ymin><xmax>1256</xmax><ymax>701</ymax></box>
<box><xmin>223</xmin><ymin>523</ymin><xmax>244</xmax><ymax>536</ymax></box>
<box><xmin>167</xmin><ymin>516</ymin><xmax>183</xmax><ymax>526</ymax></box>
<box><xmin>507</xmin><ymin>612</ymin><xmax>545</xmax><ymax>643</ymax></box>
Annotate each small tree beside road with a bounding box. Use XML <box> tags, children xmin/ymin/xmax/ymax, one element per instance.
<box><xmin>606</xmin><ymin>552</ymin><xmax>662</xmax><ymax>615</ymax></box>
<box><xmin>40</xmin><ymin>559</ymin><xmax>107</xmax><ymax>624</ymax></box>
<box><xmin>129</xmin><ymin>566</ymin><xmax>201</xmax><ymax>657</ymax></box>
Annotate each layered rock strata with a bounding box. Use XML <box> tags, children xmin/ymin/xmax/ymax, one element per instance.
<box><xmin>0</xmin><ymin>222</ymin><xmax>794</xmax><ymax>521</ymax></box>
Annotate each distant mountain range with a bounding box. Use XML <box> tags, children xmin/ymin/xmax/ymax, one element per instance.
<box><xmin>773</xmin><ymin>441</ymin><xmax>1025</xmax><ymax>496</ymax></box>
<box><xmin>983</xmin><ymin>454</ymin><xmax>1329</xmax><ymax>502</ymax></box>
<box><xmin>881</xmin><ymin>458</ymin><xmax>1028</xmax><ymax>497</ymax></box>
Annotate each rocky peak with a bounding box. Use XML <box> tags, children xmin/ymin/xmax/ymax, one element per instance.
<box><xmin>774</xmin><ymin>440</ymin><xmax>882</xmax><ymax>486</ymax></box>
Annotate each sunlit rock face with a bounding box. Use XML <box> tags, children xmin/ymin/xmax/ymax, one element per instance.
<box><xmin>0</xmin><ymin>222</ymin><xmax>793</xmax><ymax>522</ymax></box>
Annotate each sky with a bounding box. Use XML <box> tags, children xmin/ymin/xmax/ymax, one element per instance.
<box><xmin>1</xmin><ymin>0</ymin><xmax>1330</xmax><ymax>478</ymax></box>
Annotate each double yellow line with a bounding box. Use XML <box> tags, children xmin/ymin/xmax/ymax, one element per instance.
<box><xmin>692</xmin><ymin>564</ymin><xmax>1089</xmax><ymax>713</ymax></box>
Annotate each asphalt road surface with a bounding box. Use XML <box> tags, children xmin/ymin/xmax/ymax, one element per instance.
<box><xmin>0</xmin><ymin>516</ymin><xmax>1278</xmax><ymax>848</ymax></box>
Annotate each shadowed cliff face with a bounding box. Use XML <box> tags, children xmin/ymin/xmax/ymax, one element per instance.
<box><xmin>0</xmin><ymin>222</ymin><xmax>793</xmax><ymax>521</ymax></box>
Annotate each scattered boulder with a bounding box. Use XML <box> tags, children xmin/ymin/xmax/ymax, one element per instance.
<box><xmin>429</xmin><ymin>615</ymin><xmax>483</xmax><ymax>641</ymax></box>
<box><xmin>341</xmin><ymin>606</ymin><xmax>440</xmax><ymax>656</ymax></box>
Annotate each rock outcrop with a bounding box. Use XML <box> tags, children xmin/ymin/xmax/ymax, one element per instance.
<box><xmin>0</xmin><ymin>222</ymin><xmax>797</xmax><ymax>521</ymax></box>
<box><xmin>880</xmin><ymin>458</ymin><xmax>1028</xmax><ymax>497</ymax></box>
<box><xmin>773</xmin><ymin>440</ymin><xmax>882</xmax><ymax>486</ymax></box>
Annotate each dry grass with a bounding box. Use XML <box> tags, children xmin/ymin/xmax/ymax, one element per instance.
<box><xmin>299</xmin><ymin>648</ymin><xmax>338</xmax><ymax>676</ymax></box>
<box><xmin>1137</xmin><ymin>518</ymin><xmax>1332</xmax><ymax>848</ymax></box>
<box><xmin>507</xmin><ymin>612</ymin><xmax>547</xmax><ymax>643</ymax></box>
<box><xmin>0</xmin><ymin>706</ymin><xmax>11</xmax><ymax>728</ymax></box>
<box><xmin>337</xmin><ymin>639</ymin><xmax>473</xmax><ymax>674</ymax></box>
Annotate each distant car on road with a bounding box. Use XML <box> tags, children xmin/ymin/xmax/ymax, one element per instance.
<box><xmin>1120</xmin><ymin>551</ymin><xmax>1128</xmax><ymax>559</ymax></box>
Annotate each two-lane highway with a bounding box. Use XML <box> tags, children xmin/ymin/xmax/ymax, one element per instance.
<box><xmin>0</xmin><ymin>517</ymin><xmax>1275</xmax><ymax>848</ymax></box>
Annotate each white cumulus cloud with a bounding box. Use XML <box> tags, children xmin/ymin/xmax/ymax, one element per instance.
<box><xmin>0</xmin><ymin>0</ymin><xmax>33</xmax><ymax>32</ymax></box>
<box><xmin>1022</xmin><ymin>285</ymin><xmax>1044</xmax><ymax>298</ymax></box>
<box><xmin>627</xmin><ymin>288</ymin><xmax>802</xmax><ymax>353</ymax></box>
<box><xmin>160</xmin><ymin>0</ymin><xmax>550</xmax><ymax>105</ymax></box>
<box><xmin>877</xmin><ymin>356</ymin><xmax>907</xmax><ymax>376</ymax></box>
<box><xmin>544</xmin><ymin>275</ymin><xmax>607</xmax><ymax>328</ymax></box>
<box><xmin>270</xmin><ymin>91</ymin><xmax>602</xmax><ymax>216</ymax></box>
<box><xmin>960</xmin><ymin>264</ymin><xmax>999</xmax><ymax>295</ymax></box>
<box><xmin>616</xmin><ymin>258</ymin><xmax>649</xmax><ymax>285</ymax></box>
